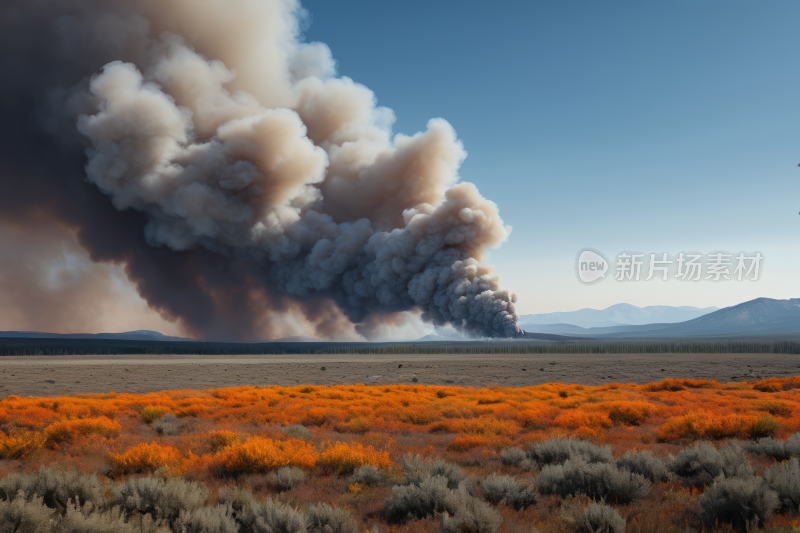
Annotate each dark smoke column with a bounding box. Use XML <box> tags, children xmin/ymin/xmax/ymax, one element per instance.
<box><xmin>0</xmin><ymin>0</ymin><xmax>519</xmax><ymax>339</ymax></box>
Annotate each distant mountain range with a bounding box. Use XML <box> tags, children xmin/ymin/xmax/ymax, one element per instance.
<box><xmin>0</xmin><ymin>330</ymin><xmax>193</xmax><ymax>342</ymax></box>
<box><xmin>522</xmin><ymin>298</ymin><xmax>800</xmax><ymax>339</ymax></box>
<box><xmin>519</xmin><ymin>303</ymin><xmax>719</xmax><ymax>329</ymax></box>
<box><xmin>2</xmin><ymin>298</ymin><xmax>798</xmax><ymax>345</ymax></box>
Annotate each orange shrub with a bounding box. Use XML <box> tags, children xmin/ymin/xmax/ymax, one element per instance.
<box><xmin>644</xmin><ymin>379</ymin><xmax>687</xmax><ymax>392</ymax></box>
<box><xmin>657</xmin><ymin>411</ymin><xmax>771</xmax><ymax>441</ymax></box>
<box><xmin>428</xmin><ymin>420</ymin><xmax>459</xmax><ymax>433</ymax></box>
<box><xmin>358</xmin><ymin>432</ymin><xmax>396</xmax><ymax>450</ymax></box>
<box><xmin>752</xmin><ymin>414</ymin><xmax>781</xmax><ymax>438</ymax></box>
<box><xmin>0</xmin><ymin>431</ymin><xmax>45</xmax><ymax>459</ymax></box>
<box><xmin>657</xmin><ymin>412</ymin><xmax>711</xmax><ymax>441</ymax></box>
<box><xmin>176</xmin><ymin>404</ymin><xmax>207</xmax><ymax>417</ymax></box>
<box><xmin>707</xmin><ymin>414</ymin><xmax>756</xmax><ymax>440</ymax></box>
<box><xmin>608</xmin><ymin>402</ymin><xmax>656</xmax><ymax>426</ymax></box>
<box><xmin>476</xmin><ymin>396</ymin><xmax>503</xmax><ymax>405</ymax></box>
<box><xmin>109</xmin><ymin>442</ymin><xmax>182</xmax><ymax>476</ymax></box>
<box><xmin>213</xmin><ymin>436</ymin><xmax>317</xmax><ymax>474</ymax></box>
<box><xmin>682</xmin><ymin>380</ymin><xmax>717</xmax><ymax>389</ymax></box>
<box><xmin>208</xmin><ymin>430</ymin><xmax>239</xmax><ymax>452</ymax></box>
<box><xmin>318</xmin><ymin>441</ymin><xmax>392</xmax><ymax>474</ymax></box>
<box><xmin>447</xmin><ymin>436</ymin><xmax>486</xmax><ymax>453</ymax></box>
<box><xmin>11</xmin><ymin>407</ymin><xmax>57</xmax><ymax>429</ymax></box>
<box><xmin>399</xmin><ymin>409</ymin><xmax>439</xmax><ymax>425</ymax></box>
<box><xmin>139</xmin><ymin>406</ymin><xmax>166</xmax><ymax>424</ymax></box>
<box><xmin>458</xmin><ymin>417</ymin><xmax>520</xmax><ymax>437</ymax></box>
<box><xmin>335</xmin><ymin>416</ymin><xmax>370</xmax><ymax>434</ymax></box>
<box><xmin>754</xmin><ymin>376</ymin><xmax>800</xmax><ymax>392</ymax></box>
<box><xmin>757</xmin><ymin>401</ymin><xmax>794</xmax><ymax>418</ymax></box>
<box><xmin>516</xmin><ymin>406</ymin><xmax>558</xmax><ymax>430</ymax></box>
<box><xmin>304</xmin><ymin>407</ymin><xmax>334</xmax><ymax>426</ymax></box>
<box><xmin>43</xmin><ymin>416</ymin><xmax>121</xmax><ymax>446</ymax></box>
<box><xmin>754</xmin><ymin>382</ymin><xmax>782</xmax><ymax>393</ymax></box>
<box><xmin>552</xmin><ymin>411</ymin><xmax>612</xmax><ymax>430</ymax></box>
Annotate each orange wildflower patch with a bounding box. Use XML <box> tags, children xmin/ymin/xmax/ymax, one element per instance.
<box><xmin>644</xmin><ymin>379</ymin><xmax>689</xmax><ymax>392</ymax></box>
<box><xmin>657</xmin><ymin>411</ymin><xmax>781</xmax><ymax>441</ymax></box>
<box><xmin>10</xmin><ymin>406</ymin><xmax>57</xmax><ymax>429</ymax></box>
<box><xmin>756</xmin><ymin>400</ymin><xmax>794</xmax><ymax>418</ymax></box>
<box><xmin>1</xmin><ymin>377</ymin><xmax>800</xmax><ymax>476</ymax></box>
<box><xmin>207</xmin><ymin>430</ymin><xmax>239</xmax><ymax>452</ymax></box>
<box><xmin>0</xmin><ymin>431</ymin><xmax>46</xmax><ymax>459</ymax></box>
<box><xmin>447</xmin><ymin>436</ymin><xmax>486</xmax><ymax>453</ymax></box>
<box><xmin>318</xmin><ymin>441</ymin><xmax>392</xmax><ymax>474</ymax></box>
<box><xmin>304</xmin><ymin>407</ymin><xmax>336</xmax><ymax>426</ymax></box>
<box><xmin>212</xmin><ymin>436</ymin><xmax>317</xmax><ymax>474</ymax></box>
<box><xmin>109</xmin><ymin>442</ymin><xmax>182</xmax><ymax>476</ymax></box>
<box><xmin>754</xmin><ymin>376</ymin><xmax>800</xmax><ymax>392</ymax></box>
<box><xmin>335</xmin><ymin>416</ymin><xmax>370</xmax><ymax>434</ymax></box>
<box><xmin>44</xmin><ymin>416</ymin><xmax>121</xmax><ymax>446</ymax></box>
<box><xmin>458</xmin><ymin>417</ymin><xmax>520</xmax><ymax>437</ymax></box>
<box><xmin>608</xmin><ymin>402</ymin><xmax>656</xmax><ymax>426</ymax></box>
<box><xmin>552</xmin><ymin>410</ymin><xmax>612</xmax><ymax>431</ymax></box>
<box><xmin>139</xmin><ymin>406</ymin><xmax>166</xmax><ymax>424</ymax></box>
<box><xmin>516</xmin><ymin>405</ymin><xmax>559</xmax><ymax>430</ymax></box>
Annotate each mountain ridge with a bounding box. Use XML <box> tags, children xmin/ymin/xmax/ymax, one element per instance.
<box><xmin>519</xmin><ymin>303</ymin><xmax>719</xmax><ymax>329</ymax></box>
<box><xmin>0</xmin><ymin>330</ymin><xmax>193</xmax><ymax>342</ymax></box>
<box><xmin>523</xmin><ymin>298</ymin><xmax>800</xmax><ymax>339</ymax></box>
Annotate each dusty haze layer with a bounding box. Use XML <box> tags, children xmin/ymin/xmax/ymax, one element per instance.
<box><xmin>0</xmin><ymin>0</ymin><xmax>517</xmax><ymax>341</ymax></box>
<box><xmin>0</xmin><ymin>353</ymin><xmax>796</xmax><ymax>398</ymax></box>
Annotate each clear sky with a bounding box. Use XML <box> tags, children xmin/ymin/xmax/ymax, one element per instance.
<box><xmin>300</xmin><ymin>0</ymin><xmax>800</xmax><ymax>315</ymax></box>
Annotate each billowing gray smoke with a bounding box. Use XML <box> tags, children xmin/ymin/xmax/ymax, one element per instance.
<box><xmin>0</xmin><ymin>0</ymin><xmax>518</xmax><ymax>340</ymax></box>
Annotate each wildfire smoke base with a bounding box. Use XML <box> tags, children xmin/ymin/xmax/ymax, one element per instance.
<box><xmin>0</xmin><ymin>0</ymin><xmax>518</xmax><ymax>340</ymax></box>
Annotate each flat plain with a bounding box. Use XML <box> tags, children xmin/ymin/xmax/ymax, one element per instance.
<box><xmin>4</xmin><ymin>353</ymin><xmax>800</xmax><ymax>532</ymax></box>
<box><xmin>0</xmin><ymin>352</ymin><xmax>798</xmax><ymax>397</ymax></box>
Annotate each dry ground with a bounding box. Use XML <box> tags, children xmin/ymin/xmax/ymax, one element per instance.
<box><xmin>1</xmin><ymin>352</ymin><xmax>799</xmax><ymax>397</ymax></box>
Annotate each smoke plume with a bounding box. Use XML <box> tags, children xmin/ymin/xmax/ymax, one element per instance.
<box><xmin>0</xmin><ymin>0</ymin><xmax>518</xmax><ymax>340</ymax></box>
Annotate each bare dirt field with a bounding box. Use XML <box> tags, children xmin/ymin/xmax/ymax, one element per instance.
<box><xmin>0</xmin><ymin>352</ymin><xmax>798</xmax><ymax>397</ymax></box>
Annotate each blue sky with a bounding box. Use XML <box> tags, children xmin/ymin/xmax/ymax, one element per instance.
<box><xmin>301</xmin><ymin>0</ymin><xmax>800</xmax><ymax>314</ymax></box>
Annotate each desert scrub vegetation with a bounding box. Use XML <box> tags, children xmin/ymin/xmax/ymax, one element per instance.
<box><xmin>668</xmin><ymin>440</ymin><xmax>753</xmax><ymax>486</ymax></box>
<box><xmin>384</xmin><ymin>475</ymin><xmax>501</xmax><ymax>532</ymax></box>
<box><xmin>0</xmin><ymin>469</ymin><xmax>366</xmax><ymax>533</ymax></box>
<box><xmin>578</xmin><ymin>502</ymin><xmax>626</xmax><ymax>533</ymax></box>
<box><xmin>698</xmin><ymin>476</ymin><xmax>779</xmax><ymax>531</ymax></box>
<box><xmin>526</xmin><ymin>437</ymin><xmax>614</xmax><ymax>466</ymax></box>
<box><xmin>479</xmin><ymin>473</ymin><xmax>537</xmax><ymax>509</ymax></box>
<box><xmin>151</xmin><ymin>413</ymin><xmax>181</xmax><ymax>436</ymax></box>
<box><xmin>5</xmin><ymin>377</ymin><xmax>800</xmax><ymax>531</ymax></box>
<box><xmin>615</xmin><ymin>449</ymin><xmax>670</xmax><ymax>482</ymax></box>
<box><xmin>398</xmin><ymin>454</ymin><xmax>466</xmax><ymax>488</ymax></box>
<box><xmin>748</xmin><ymin>432</ymin><xmax>800</xmax><ymax>460</ymax></box>
<box><xmin>535</xmin><ymin>460</ymin><xmax>651</xmax><ymax>504</ymax></box>
<box><xmin>350</xmin><ymin>464</ymin><xmax>384</xmax><ymax>486</ymax></box>
<box><xmin>268</xmin><ymin>466</ymin><xmax>306</xmax><ymax>491</ymax></box>
<box><xmin>764</xmin><ymin>457</ymin><xmax>800</xmax><ymax>510</ymax></box>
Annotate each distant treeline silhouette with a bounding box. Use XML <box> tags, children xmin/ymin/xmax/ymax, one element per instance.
<box><xmin>1</xmin><ymin>337</ymin><xmax>799</xmax><ymax>356</ymax></box>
